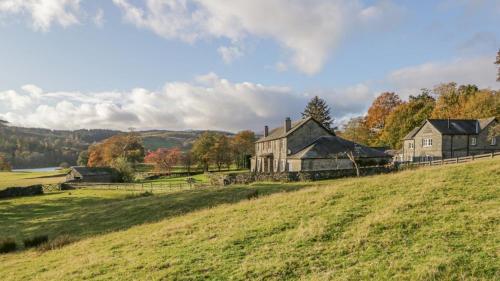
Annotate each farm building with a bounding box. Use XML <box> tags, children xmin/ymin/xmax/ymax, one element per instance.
<box><xmin>66</xmin><ymin>166</ymin><xmax>119</xmax><ymax>183</ymax></box>
<box><xmin>251</xmin><ymin>117</ymin><xmax>391</xmax><ymax>173</ymax></box>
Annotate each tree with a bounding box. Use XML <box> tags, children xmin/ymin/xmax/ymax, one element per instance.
<box><xmin>144</xmin><ymin>148</ymin><xmax>181</xmax><ymax>174</ymax></box>
<box><xmin>191</xmin><ymin>132</ymin><xmax>217</xmax><ymax>172</ymax></box>
<box><xmin>181</xmin><ymin>151</ymin><xmax>194</xmax><ymax>175</ymax></box>
<box><xmin>77</xmin><ymin>150</ymin><xmax>89</xmax><ymax>166</ymax></box>
<box><xmin>302</xmin><ymin>96</ymin><xmax>333</xmax><ymax>129</ymax></box>
<box><xmin>338</xmin><ymin>117</ymin><xmax>372</xmax><ymax>146</ymax></box>
<box><xmin>365</xmin><ymin>92</ymin><xmax>402</xmax><ymax>131</ymax></box>
<box><xmin>0</xmin><ymin>153</ymin><xmax>11</xmax><ymax>171</ymax></box>
<box><xmin>431</xmin><ymin>83</ymin><xmax>480</xmax><ymax>118</ymax></box>
<box><xmin>111</xmin><ymin>157</ymin><xmax>135</xmax><ymax>182</ymax></box>
<box><xmin>211</xmin><ymin>134</ymin><xmax>231</xmax><ymax>171</ymax></box>
<box><xmin>460</xmin><ymin>89</ymin><xmax>499</xmax><ymax>119</ymax></box>
<box><xmin>231</xmin><ymin>130</ymin><xmax>256</xmax><ymax>169</ymax></box>
<box><xmin>496</xmin><ymin>49</ymin><xmax>500</xmax><ymax>82</ymax></box>
<box><xmin>431</xmin><ymin>83</ymin><xmax>498</xmax><ymax>119</ymax></box>
<box><xmin>380</xmin><ymin>92</ymin><xmax>436</xmax><ymax>149</ymax></box>
<box><xmin>345</xmin><ymin>151</ymin><xmax>360</xmax><ymax>177</ymax></box>
<box><xmin>87</xmin><ymin>133</ymin><xmax>144</xmax><ymax>167</ymax></box>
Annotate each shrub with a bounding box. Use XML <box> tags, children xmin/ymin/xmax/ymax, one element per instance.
<box><xmin>247</xmin><ymin>189</ymin><xmax>259</xmax><ymax>200</ymax></box>
<box><xmin>125</xmin><ymin>191</ymin><xmax>153</xmax><ymax>199</ymax></box>
<box><xmin>38</xmin><ymin>235</ymin><xmax>75</xmax><ymax>252</ymax></box>
<box><xmin>23</xmin><ymin>235</ymin><xmax>49</xmax><ymax>249</ymax></box>
<box><xmin>0</xmin><ymin>238</ymin><xmax>17</xmax><ymax>254</ymax></box>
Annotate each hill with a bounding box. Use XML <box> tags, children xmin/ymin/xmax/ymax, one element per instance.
<box><xmin>0</xmin><ymin>124</ymin><xmax>233</xmax><ymax>168</ymax></box>
<box><xmin>0</xmin><ymin>158</ymin><xmax>498</xmax><ymax>280</ymax></box>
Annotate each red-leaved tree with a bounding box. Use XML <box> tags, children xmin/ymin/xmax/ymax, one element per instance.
<box><xmin>144</xmin><ymin>148</ymin><xmax>181</xmax><ymax>173</ymax></box>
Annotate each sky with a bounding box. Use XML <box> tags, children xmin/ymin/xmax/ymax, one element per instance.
<box><xmin>0</xmin><ymin>0</ymin><xmax>499</xmax><ymax>132</ymax></box>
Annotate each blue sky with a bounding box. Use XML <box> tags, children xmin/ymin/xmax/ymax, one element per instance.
<box><xmin>0</xmin><ymin>0</ymin><xmax>499</xmax><ymax>131</ymax></box>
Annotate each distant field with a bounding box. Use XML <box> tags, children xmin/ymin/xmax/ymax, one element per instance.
<box><xmin>0</xmin><ymin>170</ymin><xmax>67</xmax><ymax>190</ymax></box>
<box><xmin>0</xmin><ymin>159</ymin><xmax>498</xmax><ymax>280</ymax></box>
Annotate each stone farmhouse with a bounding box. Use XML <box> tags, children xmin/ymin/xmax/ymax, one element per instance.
<box><xmin>251</xmin><ymin>117</ymin><xmax>390</xmax><ymax>173</ymax></box>
<box><xmin>401</xmin><ymin>117</ymin><xmax>498</xmax><ymax>162</ymax></box>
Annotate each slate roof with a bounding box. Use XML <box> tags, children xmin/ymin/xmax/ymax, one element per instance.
<box><xmin>428</xmin><ymin>117</ymin><xmax>496</xmax><ymax>135</ymax></box>
<box><xmin>404</xmin><ymin>117</ymin><xmax>496</xmax><ymax>139</ymax></box>
<box><xmin>70</xmin><ymin>166</ymin><xmax>115</xmax><ymax>177</ymax></box>
<box><xmin>256</xmin><ymin>117</ymin><xmax>334</xmax><ymax>142</ymax></box>
<box><xmin>288</xmin><ymin>136</ymin><xmax>390</xmax><ymax>159</ymax></box>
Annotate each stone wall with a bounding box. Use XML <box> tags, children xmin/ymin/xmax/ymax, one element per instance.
<box><xmin>0</xmin><ymin>185</ymin><xmax>44</xmax><ymax>199</ymax></box>
<box><xmin>210</xmin><ymin>166</ymin><xmax>395</xmax><ymax>186</ymax></box>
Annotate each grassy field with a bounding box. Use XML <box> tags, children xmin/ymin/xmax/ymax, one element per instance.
<box><xmin>0</xmin><ymin>158</ymin><xmax>499</xmax><ymax>280</ymax></box>
<box><xmin>0</xmin><ymin>170</ymin><xmax>67</xmax><ymax>190</ymax></box>
<box><xmin>142</xmin><ymin>168</ymin><xmax>250</xmax><ymax>184</ymax></box>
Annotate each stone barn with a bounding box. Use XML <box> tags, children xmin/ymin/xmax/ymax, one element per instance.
<box><xmin>66</xmin><ymin>166</ymin><xmax>118</xmax><ymax>183</ymax></box>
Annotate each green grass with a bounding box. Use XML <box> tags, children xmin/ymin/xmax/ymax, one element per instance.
<box><xmin>140</xmin><ymin>168</ymin><xmax>249</xmax><ymax>184</ymax></box>
<box><xmin>0</xmin><ymin>170</ymin><xmax>67</xmax><ymax>190</ymax></box>
<box><xmin>0</xmin><ymin>159</ymin><xmax>499</xmax><ymax>280</ymax></box>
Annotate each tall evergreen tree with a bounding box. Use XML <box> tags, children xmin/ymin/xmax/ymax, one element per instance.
<box><xmin>302</xmin><ymin>96</ymin><xmax>333</xmax><ymax>129</ymax></box>
<box><xmin>496</xmin><ymin>49</ymin><xmax>500</xmax><ymax>82</ymax></box>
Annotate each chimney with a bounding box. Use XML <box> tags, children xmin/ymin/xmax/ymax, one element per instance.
<box><xmin>447</xmin><ymin>118</ymin><xmax>450</xmax><ymax>129</ymax></box>
<box><xmin>476</xmin><ymin>121</ymin><xmax>479</xmax><ymax>134</ymax></box>
<box><xmin>284</xmin><ymin>117</ymin><xmax>292</xmax><ymax>133</ymax></box>
<box><xmin>264</xmin><ymin>125</ymin><xmax>269</xmax><ymax>137</ymax></box>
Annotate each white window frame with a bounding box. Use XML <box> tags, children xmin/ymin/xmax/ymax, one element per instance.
<box><xmin>422</xmin><ymin>138</ymin><xmax>433</xmax><ymax>147</ymax></box>
<box><xmin>491</xmin><ymin>137</ymin><xmax>497</xmax><ymax>146</ymax></box>
<box><xmin>408</xmin><ymin>142</ymin><xmax>414</xmax><ymax>149</ymax></box>
<box><xmin>471</xmin><ymin>137</ymin><xmax>477</xmax><ymax>146</ymax></box>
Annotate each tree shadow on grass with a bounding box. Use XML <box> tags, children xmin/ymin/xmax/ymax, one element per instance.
<box><xmin>0</xmin><ymin>183</ymin><xmax>311</xmax><ymax>244</ymax></box>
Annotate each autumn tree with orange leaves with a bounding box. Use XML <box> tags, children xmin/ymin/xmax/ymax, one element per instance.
<box><xmin>144</xmin><ymin>148</ymin><xmax>181</xmax><ymax>174</ymax></box>
<box><xmin>231</xmin><ymin>130</ymin><xmax>256</xmax><ymax>169</ymax></box>
<box><xmin>365</xmin><ymin>92</ymin><xmax>402</xmax><ymax>131</ymax></box>
<box><xmin>87</xmin><ymin>133</ymin><xmax>144</xmax><ymax>167</ymax></box>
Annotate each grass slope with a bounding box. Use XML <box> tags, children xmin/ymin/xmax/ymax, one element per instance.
<box><xmin>0</xmin><ymin>171</ymin><xmax>67</xmax><ymax>190</ymax></box>
<box><xmin>1</xmin><ymin>159</ymin><xmax>499</xmax><ymax>280</ymax></box>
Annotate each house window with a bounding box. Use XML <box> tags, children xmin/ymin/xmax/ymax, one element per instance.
<box><xmin>408</xmin><ymin>142</ymin><xmax>414</xmax><ymax>149</ymax></box>
<box><xmin>422</xmin><ymin>138</ymin><xmax>432</xmax><ymax>147</ymax></box>
<box><xmin>492</xmin><ymin>137</ymin><xmax>497</xmax><ymax>146</ymax></box>
<box><xmin>471</xmin><ymin>137</ymin><xmax>477</xmax><ymax>146</ymax></box>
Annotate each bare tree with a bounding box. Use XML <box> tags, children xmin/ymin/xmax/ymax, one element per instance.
<box><xmin>345</xmin><ymin>151</ymin><xmax>360</xmax><ymax>177</ymax></box>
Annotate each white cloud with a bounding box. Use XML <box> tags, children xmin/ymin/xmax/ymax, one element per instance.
<box><xmin>93</xmin><ymin>8</ymin><xmax>104</xmax><ymax>27</ymax></box>
<box><xmin>112</xmin><ymin>0</ymin><xmax>401</xmax><ymax>74</ymax></box>
<box><xmin>217</xmin><ymin>45</ymin><xmax>243</xmax><ymax>64</ymax></box>
<box><xmin>0</xmin><ymin>0</ymin><xmax>81</xmax><ymax>31</ymax></box>
<box><xmin>387</xmin><ymin>56</ymin><xmax>498</xmax><ymax>98</ymax></box>
<box><xmin>0</xmin><ymin>74</ymin><xmax>308</xmax><ymax>131</ymax></box>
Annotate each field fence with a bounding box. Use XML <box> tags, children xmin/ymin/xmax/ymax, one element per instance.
<box><xmin>66</xmin><ymin>182</ymin><xmax>210</xmax><ymax>192</ymax></box>
<box><xmin>398</xmin><ymin>151</ymin><xmax>500</xmax><ymax>168</ymax></box>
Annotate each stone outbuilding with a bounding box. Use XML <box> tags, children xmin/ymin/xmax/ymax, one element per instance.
<box><xmin>66</xmin><ymin>166</ymin><xmax>118</xmax><ymax>183</ymax></box>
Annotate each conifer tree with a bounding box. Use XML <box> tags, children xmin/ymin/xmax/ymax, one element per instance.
<box><xmin>496</xmin><ymin>49</ymin><xmax>500</xmax><ymax>82</ymax></box>
<box><xmin>302</xmin><ymin>96</ymin><xmax>333</xmax><ymax>129</ymax></box>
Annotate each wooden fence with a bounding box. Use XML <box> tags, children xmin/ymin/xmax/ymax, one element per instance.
<box><xmin>67</xmin><ymin>182</ymin><xmax>209</xmax><ymax>192</ymax></box>
<box><xmin>399</xmin><ymin>151</ymin><xmax>500</xmax><ymax>168</ymax></box>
